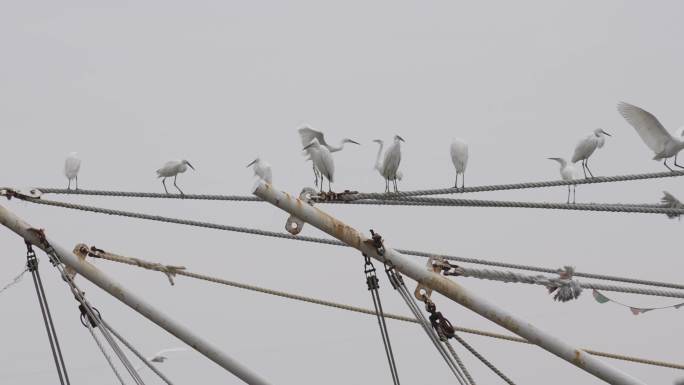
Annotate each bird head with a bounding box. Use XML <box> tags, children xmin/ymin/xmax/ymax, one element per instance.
<box><xmin>343</xmin><ymin>138</ymin><xmax>360</xmax><ymax>145</ymax></box>
<box><xmin>302</xmin><ymin>138</ymin><xmax>320</xmax><ymax>150</ymax></box>
<box><xmin>182</xmin><ymin>160</ymin><xmax>196</xmax><ymax>170</ymax></box>
<box><xmin>594</xmin><ymin>128</ymin><xmax>611</xmax><ymax>137</ymax></box>
<box><xmin>394</xmin><ymin>135</ymin><xmax>405</xmax><ymax>142</ymax></box>
<box><xmin>246</xmin><ymin>158</ymin><xmax>260</xmax><ymax>168</ymax></box>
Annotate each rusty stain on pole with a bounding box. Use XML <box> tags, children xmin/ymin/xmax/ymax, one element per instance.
<box><xmin>253</xmin><ymin>181</ymin><xmax>646</xmax><ymax>385</ymax></box>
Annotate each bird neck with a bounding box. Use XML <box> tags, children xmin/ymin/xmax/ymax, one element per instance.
<box><xmin>328</xmin><ymin>141</ymin><xmax>345</xmax><ymax>152</ymax></box>
<box><xmin>374</xmin><ymin>142</ymin><xmax>384</xmax><ymax>170</ymax></box>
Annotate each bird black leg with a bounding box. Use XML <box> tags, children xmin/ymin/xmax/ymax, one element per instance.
<box><xmin>454</xmin><ymin>173</ymin><xmax>458</xmax><ymax>189</ymax></box>
<box><xmin>566</xmin><ymin>186</ymin><xmax>570</xmax><ymax>204</ymax></box>
<box><xmin>162</xmin><ymin>178</ymin><xmax>169</xmax><ymax>194</ymax></box>
<box><xmin>580</xmin><ymin>160</ymin><xmax>587</xmax><ymax>179</ymax></box>
<box><xmin>461</xmin><ymin>173</ymin><xmax>465</xmax><ymax>189</ymax></box>
<box><xmin>173</xmin><ymin>175</ymin><xmax>184</xmax><ymax>195</ymax></box>
<box><xmin>585</xmin><ymin>159</ymin><xmax>595</xmax><ymax>178</ymax></box>
<box><xmin>664</xmin><ymin>159</ymin><xmax>674</xmax><ymax>171</ymax></box>
<box><xmin>393</xmin><ymin>178</ymin><xmax>398</xmax><ymax>192</ymax></box>
<box><xmin>328</xmin><ymin>179</ymin><xmax>332</xmax><ymax>193</ymax></box>
<box><xmin>385</xmin><ymin>179</ymin><xmax>389</xmax><ymax>193</ymax></box>
<box><xmin>674</xmin><ymin>154</ymin><xmax>684</xmax><ymax>169</ymax></box>
<box><xmin>67</xmin><ymin>179</ymin><xmax>71</xmax><ymax>190</ymax></box>
<box><xmin>75</xmin><ymin>176</ymin><xmax>78</xmax><ymax>190</ymax></box>
<box><xmin>573</xmin><ymin>185</ymin><xmax>576</xmax><ymax>204</ymax></box>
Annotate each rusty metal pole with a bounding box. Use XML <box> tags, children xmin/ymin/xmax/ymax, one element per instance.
<box><xmin>0</xmin><ymin>203</ymin><xmax>273</xmax><ymax>385</ymax></box>
<box><xmin>253</xmin><ymin>181</ymin><xmax>646</xmax><ymax>385</ymax></box>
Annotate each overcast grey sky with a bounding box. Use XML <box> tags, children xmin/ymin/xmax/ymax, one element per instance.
<box><xmin>2</xmin><ymin>1</ymin><xmax>684</xmax><ymax>384</ymax></box>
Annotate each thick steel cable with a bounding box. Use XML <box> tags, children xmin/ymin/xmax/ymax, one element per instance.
<box><xmin>23</xmin><ymin>186</ymin><xmax>684</xmax><ymax>215</ymax></box>
<box><xmin>15</xmin><ymin>195</ymin><xmax>684</xmax><ymax>296</ymax></box>
<box><xmin>330</xmin><ymin>197</ymin><xmax>684</xmax><ymax>215</ymax></box>
<box><xmin>100</xmin><ymin>319</ymin><xmax>175</xmax><ymax>385</ymax></box>
<box><xmin>447</xmin><ymin>336</ymin><xmax>516</xmax><ymax>385</ymax></box>
<box><xmin>342</xmin><ymin>170</ymin><xmax>684</xmax><ymax>201</ymax></box>
<box><xmin>87</xmin><ymin>248</ymin><xmax>684</xmax><ymax>371</ymax></box>
<box><xmin>29</xmin><ymin>170</ymin><xmax>684</xmax><ymax>201</ymax></box>
<box><xmin>455</xmin><ymin>267</ymin><xmax>684</xmax><ymax>299</ymax></box>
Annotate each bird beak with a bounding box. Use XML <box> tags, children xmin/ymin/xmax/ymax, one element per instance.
<box><xmin>349</xmin><ymin>139</ymin><xmax>360</xmax><ymax>145</ymax></box>
<box><xmin>246</xmin><ymin>159</ymin><xmax>257</xmax><ymax>168</ymax></box>
<box><xmin>303</xmin><ymin>143</ymin><xmax>314</xmax><ymax>150</ymax></box>
<box><xmin>547</xmin><ymin>157</ymin><xmax>560</xmax><ymax>162</ymax></box>
<box><xmin>187</xmin><ymin>162</ymin><xmax>196</xmax><ymax>171</ymax></box>
<box><xmin>397</xmin><ymin>135</ymin><xmax>405</xmax><ymax>142</ymax></box>
<box><xmin>601</xmin><ymin>129</ymin><xmax>612</xmax><ymax>137</ymax></box>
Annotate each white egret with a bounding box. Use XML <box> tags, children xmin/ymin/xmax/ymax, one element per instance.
<box><xmin>618</xmin><ymin>102</ymin><xmax>684</xmax><ymax>171</ymax></box>
<box><xmin>373</xmin><ymin>140</ymin><xmax>403</xmax><ymax>186</ymax></box>
<box><xmin>135</xmin><ymin>347</ymin><xmax>187</xmax><ymax>371</ymax></box>
<box><xmin>303</xmin><ymin>138</ymin><xmax>335</xmax><ymax>192</ymax></box>
<box><xmin>298</xmin><ymin>126</ymin><xmax>359</xmax><ymax>185</ymax></box>
<box><xmin>156</xmin><ymin>160</ymin><xmax>195</xmax><ymax>195</ymax></box>
<box><xmin>571</xmin><ymin>128</ymin><xmax>612</xmax><ymax>178</ymax></box>
<box><xmin>246</xmin><ymin>157</ymin><xmax>272</xmax><ymax>184</ymax></box>
<box><xmin>64</xmin><ymin>152</ymin><xmax>81</xmax><ymax>190</ymax></box>
<box><xmin>375</xmin><ymin>135</ymin><xmax>405</xmax><ymax>192</ymax></box>
<box><xmin>547</xmin><ymin>157</ymin><xmax>577</xmax><ymax>203</ymax></box>
<box><xmin>450</xmin><ymin>139</ymin><xmax>469</xmax><ymax>188</ymax></box>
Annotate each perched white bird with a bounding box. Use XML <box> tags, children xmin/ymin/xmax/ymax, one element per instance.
<box><xmin>571</xmin><ymin>128</ymin><xmax>612</xmax><ymax>178</ymax></box>
<box><xmin>298</xmin><ymin>126</ymin><xmax>359</xmax><ymax>185</ymax></box>
<box><xmin>547</xmin><ymin>157</ymin><xmax>577</xmax><ymax>203</ymax></box>
<box><xmin>373</xmin><ymin>140</ymin><xmax>403</xmax><ymax>185</ymax></box>
<box><xmin>375</xmin><ymin>135</ymin><xmax>405</xmax><ymax>192</ymax></box>
<box><xmin>135</xmin><ymin>347</ymin><xmax>187</xmax><ymax>371</ymax></box>
<box><xmin>246</xmin><ymin>157</ymin><xmax>272</xmax><ymax>184</ymax></box>
<box><xmin>64</xmin><ymin>152</ymin><xmax>81</xmax><ymax>190</ymax></box>
<box><xmin>156</xmin><ymin>160</ymin><xmax>195</xmax><ymax>195</ymax></box>
<box><xmin>450</xmin><ymin>139</ymin><xmax>469</xmax><ymax>189</ymax></box>
<box><xmin>303</xmin><ymin>138</ymin><xmax>335</xmax><ymax>192</ymax></box>
<box><xmin>618</xmin><ymin>102</ymin><xmax>684</xmax><ymax>171</ymax></box>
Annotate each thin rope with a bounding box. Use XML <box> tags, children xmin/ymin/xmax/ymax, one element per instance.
<box><xmin>100</xmin><ymin>319</ymin><xmax>175</xmax><ymax>385</ymax></box>
<box><xmin>443</xmin><ymin>341</ymin><xmax>477</xmax><ymax>385</ymax></box>
<box><xmin>0</xmin><ymin>266</ymin><xmax>28</xmax><ymax>295</ymax></box>
<box><xmin>28</xmin><ymin>170</ymin><xmax>684</xmax><ymax>201</ymax></box>
<box><xmin>86</xmin><ymin>247</ymin><xmax>684</xmax><ymax>371</ymax></box>
<box><xmin>13</xmin><ymin>196</ymin><xmax>684</xmax><ymax>292</ymax></box>
<box><xmin>84</xmin><ymin>313</ymin><xmax>126</xmax><ymax>385</ymax></box>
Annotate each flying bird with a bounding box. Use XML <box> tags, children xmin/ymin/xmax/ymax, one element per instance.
<box><xmin>64</xmin><ymin>152</ymin><xmax>81</xmax><ymax>190</ymax></box>
<box><xmin>618</xmin><ymin>102</ymin><xmax>684</xmax><ymax>171</ymax></box>
<box><xmin>298</xmin><ymin>126</ymin><xmax>359</xmax><ymax>185</ymax></box>
<box><xmin>374</xmin><ymin>135</ymin><xmax>405</xmax><ymax>192</ymax></box>
<box><xmin>450</xmin><ymin>139</ymin><xmax>469</xmax><ymax>189</ymax></box>
<box><xmin>156</xmin><ymin>160</ymin><xmax>195</xmax><ymax>195</ymax></box>
<box><xmin>135</xmin><ymin>347</ymin><xmax>187</xmax><ymax>371</ymax></box>
<box><xmin>247</xmin><ymin>157</ymin><xmax>272</xmax><ymax>184</ymax></box>
<box><xmin>571</xmin><ymin>128</ymin><xmax>611</xmax><ymax>178</ymax></box>
<box><xmin>303</xmin><ymin>138</ymin><xmax>335</xmax><ymax>192</ymax></box>
<box><xmin>547</xmin><ymin>157</ymin><xmax>577</xmax><ymax>203</ymax></box>
<box><xmin>661</xmin><ymin>191</ymin><xmax>683</xmax><ymax>220</ymax></box>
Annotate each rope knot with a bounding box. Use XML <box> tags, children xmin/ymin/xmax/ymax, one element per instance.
<box><xmin>548</xmin><ymin>266</ymin><xmax>582</xmax><ymax>302</ymax></box>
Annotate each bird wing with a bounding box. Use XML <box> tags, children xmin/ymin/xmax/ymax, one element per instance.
<box><xmin>618</xmin><ymin>102</ymin><xmax>672</xmax><ymax>153</ymax></box>
<box><xmin>382</xmin><ymin>143</ymin><xmax>401</xmax><ymax>177</ymax></box>
<box><xmin>152</xmin><ymin>347</ymin><xmax>187</xmax><ymax>357</ymax></box>
<box><xmin>298</xmin><ymin>127</ymin><xmax>328</xmax><ymax>147</ymax></box>
<box><xmin>450</xmin><ymin>140</ymin><xmax>468</xmax><ymax>171</ymax></box>
<box><xmin>571</xmin><ymin>136</ymin><xmax>598</xmax><ymax>163</ymax></box>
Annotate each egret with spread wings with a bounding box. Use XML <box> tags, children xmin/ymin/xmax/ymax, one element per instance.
<box><xmin>298</xmin><ymin>126</ymin><xmax>359</xmax><ymax>186</ymax></box>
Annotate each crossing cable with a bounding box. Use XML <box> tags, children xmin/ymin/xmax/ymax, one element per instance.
<box><xmin>11</xmin><ymin>194</ymin><xmax>684</xmax><ymax>295</ymax></box>
<box><xmin>25</xmin><ymin>242</ymin><xmax>71</xmax><ymax>385</ymax></box>
<box><xmin>385</xmin><ymin>262</ymin><xmax>472</xmax><ymax>384</ymax></box>
<box><xmin>362</xmin><ymin>232</ymin><xmax>401</xmax><ymax>385</ymax></box>
<box><xmin>83</xmin><ymin>245</ymin><xmax>684</xmax><ymax>370</ymax></box>
<box><xmin>100</xmin><ymin>318</ymin><xmax>175</xmax><ymax>385</ymax></box>
<box><xmin>20</xmin><ymin>187</ymin><xmax>684</xmax><ymax>216</ymax></box>
<box><xmin>28</xmin><ymin>170</ymin><xmax>684</xmax><ymax>201</ymax></box>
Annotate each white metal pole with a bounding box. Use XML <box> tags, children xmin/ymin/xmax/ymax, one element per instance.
<box><xmin>0</xmin><ymin>203</ymin><xmax>273</xmax><ymax>385</ymax></box>
<box><xmin>253</xmin><ymin>182</ymin><xmax>646</xmax><ymax>385</ymax></box>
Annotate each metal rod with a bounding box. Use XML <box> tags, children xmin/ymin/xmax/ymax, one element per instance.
<box><xmin>0</xmin><ymin>203</ymin><xmax>273</xmax><ymax>385</ymax></box>
<box><xmin>253</xmin><ymin>181</ymin><xmax>646</xmax><ymax>385</ymax></box>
